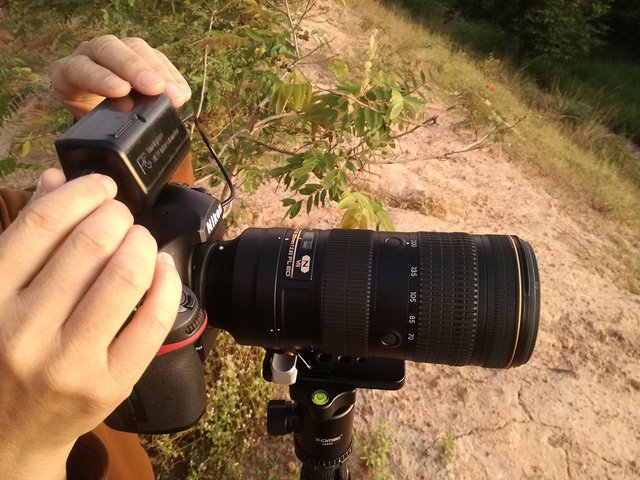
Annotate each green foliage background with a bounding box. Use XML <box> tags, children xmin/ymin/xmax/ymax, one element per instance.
<box><xmin>384</xmin><ymin>0</ymin><xmax>640</xmax><ymax>146</ymax></box>
<box><xmin>445</xmin><ymin>0</ymin><xmax>613</xmax><ymax>61</ymax></box>
<box><xmin>1</xmin><ymin>0</ymin><xmax>431</xmax><ymax>230</ymax></box>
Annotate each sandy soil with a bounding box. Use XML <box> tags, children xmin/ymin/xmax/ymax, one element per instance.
<box><xmin>222</xmin><ymin>4</ymin><xmax>640</xmax><ymax>479</ymax></box>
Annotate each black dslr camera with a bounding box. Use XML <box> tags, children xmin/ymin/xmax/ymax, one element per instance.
<box><xmin>56</xmin><ymin>93</ymin><xmax>540</xmax><ymax>478</ymax></box>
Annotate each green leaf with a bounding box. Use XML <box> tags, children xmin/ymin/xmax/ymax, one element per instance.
<box><xmin>243</xmin><ymin>27</ymin><xmax>265</xmax><ymax>42</ymax></box>
<box><xmin>290</xmin><ymin>83</ymin><xmax>311</xmax><ymax>109</ymax></box>
<box><xmin>370</xmin><ymin>196</ymin><xmax>395</xmax><ymax>231</ymax></box>
<box><xmin>321</xmin><ymin>169</ymin><xmax>338</xmax><ymax>188</ymax></box>
<box><xmin>329</xmin><ymin>59</ymin><xmax>350</xmax><ymax>80</ymax></box>
<box><xmin>270</xmin><ymin>165</ymin><xmax>292</xmax><ymax>177</ymax></box>
<box><xmin>337</xmin><ymin>191</ymin><xmax>395</xmax><ymax>230</ymax></box>
<box><xmin>336</xmin><ymin>82</ymin><xmax>361</xmax><ymax>96</ymax></box>
<box><xmin>387</xmin><ymin>89</ymin><xmax>404</xmax><ymax>121</ymax></box>
<box><xmin>337</xmin><ymin>194</ymin><xmax>357</xmax><ymax>209</ymax></box>
<box><xmin>288</xmin><ymin>200</ymin><xmax>302</xmax><ymax>218</ymax></box>
<box><xmin>388</xmin><ymin>102</ymin><xmax>403</xmax><ymax>121</ymax></box>
<box><xmin>321</xmin><ymin>94</ymin><xmax>341</xmax><ymax>108</ymax></box>
<box><xmin>337</xmin><ymin>170</ymin><xmax>349</xmax><ymax>190</ymax></box>
<box><xmin>21</xmin><ymin>138</ymin><xmax>31</xmax><ymax>157</ymax></box>
<box><xmin>291</xmin><ymin>172</ymin><xmax>309</xmax><ymax>190</ymax></box>
<box><xmin>354</xmin><ymin>107</ymin><xmax>365</xmax><ymax>137</ymax></box>
<box><xmin>282</xmin><ymin>197</ymin><xmax>297</xmax><ymax>206</ymax></box>
<box><xmin>299</xmin><ymin>183</ymin><xmax>323</xmax><ymax>195</ymax></box>
<box><xmin>403</xmin><ymin>96</ymin><xmax>424</xmax><ymax>113</ymax></box>
<box><xmin>276</xmin><ymin>86</ymin><xmax>291</xmax><ymax>114</ymax></box>
<box><xmin>312</xmin><ymin>108</ymin><xmax>340</xmax><ymax>126</ymax></box>
<box><xmin>375</xmin><ymin>112</ymin><xmax>385</xmax><ymax>130</ymax></box>
<box><xmin>0</xmin><ymin>156</ymin><xmax>17</xmax><ymax>178</ymax></box>
<box><xmin>364</xmin><ymin>107</ymin><xmax>373</xmax><ymax>133</ymax></box>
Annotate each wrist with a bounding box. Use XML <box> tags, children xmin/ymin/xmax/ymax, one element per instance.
<box><xmin>169</xmin><ymin>153</ymin><xmax>195</xmax><ymax>185</ymax></box>
<box><xmin>0</xmin><ymin>440</ymin><xmax>73</xmax><ymax>480</ymax></box>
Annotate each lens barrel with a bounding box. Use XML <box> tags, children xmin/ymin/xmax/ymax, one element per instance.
<box><xmin>201</xmin><ymin>229</ymin><xmax>539</xmax><ymax>368</ymax></box>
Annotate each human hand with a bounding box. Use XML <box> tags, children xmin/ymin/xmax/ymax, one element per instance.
<box><xmin>0</xmin><ymin>170</ymin><xmax>181</xmax><ymax>480</ymax></box>
<box><xmin>51</xmin><ymin>35</ymin><xmax>192</xmax><ymax>118</ymax></box>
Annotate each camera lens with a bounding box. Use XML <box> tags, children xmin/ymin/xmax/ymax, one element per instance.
<box><xmin>200</xmin><ymin>229</ymin><xmax>539</xmax><ymax>368</ymax></box>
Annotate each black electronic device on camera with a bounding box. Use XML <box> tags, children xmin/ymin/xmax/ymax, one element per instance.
<box><xmin>56</xmin><ymin>93</ymin><xmax>540</xmax><ymax>478</ymax></box>
<box><xmin>56</xmin><ymin>92</ymin><xmax>190</xmax><ymax>215</ymax></box>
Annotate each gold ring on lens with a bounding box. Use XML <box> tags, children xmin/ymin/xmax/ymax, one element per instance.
<box><xmin>506</xmin><ymin>236</ymin><xmax>523</xmax><ymax>368</ymax></box>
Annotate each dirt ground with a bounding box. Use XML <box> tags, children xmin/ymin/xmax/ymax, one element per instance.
<box><xmin>226</xmin><ymin>115</ymin><xmax>640</xmax><ymax>480</ymax></box>
<box><xmin>2</xmin><ymin>4</ymin><xmax>639</xmax><ymax>479</ymax></box>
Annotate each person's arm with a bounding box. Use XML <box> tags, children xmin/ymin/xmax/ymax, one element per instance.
<box><xmin>0</xmin><ymin>188</ymin><xmax>31</xmax><ymax>232</ymax></box>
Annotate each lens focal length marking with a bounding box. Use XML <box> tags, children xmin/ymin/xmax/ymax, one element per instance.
<box><xmin>407</xmin><ymin>233</ymin><xmax>420</xmax><ymax>361</ymax></box>
<box><xmin>284</xmin><ymin>229</ymin><xmax>317</xmax><ymax>281</ymax></box>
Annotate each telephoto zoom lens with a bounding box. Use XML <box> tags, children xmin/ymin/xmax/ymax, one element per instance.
<box><xmin>200</xmin><ymin>229</ymin><xmax>540</xmax><ymax>368</ymax></box>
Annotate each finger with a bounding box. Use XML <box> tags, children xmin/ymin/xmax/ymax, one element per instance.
<box><xmin>75</xmin><ymin>35</ymin><xmax>165</xmax><ymax>96</ymax></box>
<box><xmin>153</xmin><ymin>49</ymin><xmax>192</xmax><ymax>106</ymax></box>
<box><xmin>0</xmin><ymin>175</ymin><xmax>117</xmax><ymax>296</ymax></box>
<box><xmin>19</xmin><ymin>200</ymin><xmax>133</xmax><ymax>338</ymax></box>
<box><xmin>29</xmin><ymin>168</ymin><xmax>67</xmax><ymax>203</ymax></box>
<box><xmin>52</xmin><ymin>53</ymin><xmax>132</xmax><ymax>118</ymax></box>
<box><xmin>62</xmin><ymin>225</ymin><xmax>158</xmax><ymax>352</ymax></box>
<box><xmin>52</xmin><ymin>55</ymin><xmax>131</xmax><ymax>100</ymax></box>
<box><xmin>108</xmin><ymin>252</ymin><xmax>181</xmax><ymax>385</ymax></box>
<box><xmin>121</xmin><ymin>37</ymin><xmax>187</xmax><ymax>106</ymax></box>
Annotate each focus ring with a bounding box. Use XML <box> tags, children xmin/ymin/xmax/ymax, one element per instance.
<box><xmin>414</xmin><ymin>233</ymin><xmax>479</xmax><ymax>365</ymax></box>
<box><xmin>320</xmin><ymin>230</ymin><xmax>373</xmax><ymax>356</ymax></box>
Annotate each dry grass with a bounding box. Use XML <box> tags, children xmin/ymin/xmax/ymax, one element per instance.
<box><xmin>348</xmin><ymin>0</ymin><xmax>640</xmax><ymax>235</ymax></box>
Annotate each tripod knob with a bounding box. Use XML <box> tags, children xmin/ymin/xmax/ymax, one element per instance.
<box><xmin>267</xmin><ymin>400</ymin><xmax>299</xmax><ymax>436</ymax></box>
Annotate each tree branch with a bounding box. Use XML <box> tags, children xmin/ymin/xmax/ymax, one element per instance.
<box><xmin>192</xmin><ymin>8</ymin><xmax>217</xmax><ymax>134</ymax></box>
<box><xmin>284</xmin><ymin>0</ymin><xmax>300</xmax><ymax>58</ymax></box>
<box><xmin>248</xmin><ymin>137</ymin><xmax>298</xmax><ymax>156</ymax></box>
<box><xmin>372</xmin><ymin>115</ymin><xmax>527</xmax><ymax>164</ymax></box>
<box><xmin>388</xmin><ymin>115</ymin><xmax>439</xmax><ymax>141</ymax></box>
<box><xmin>251</xmin><ymin>111</ymin><xmax>300</xmax><ymax>132</ymax></box>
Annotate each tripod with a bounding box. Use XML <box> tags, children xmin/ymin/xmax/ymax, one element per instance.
<box><xmin>263</xmin><ymin>351</ymin><xmax>405</xmax><ymax>480</ymax></box>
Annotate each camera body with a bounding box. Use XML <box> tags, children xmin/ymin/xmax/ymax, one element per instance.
<box><xmin>104</xmin><ymin>185</ymin><xmax>224</xmax><ymax>433</ymax></box>
<box><xmin>57</xmin><ymin>93</ymin><xmax>225</xmax><ymax>433</ymax></box>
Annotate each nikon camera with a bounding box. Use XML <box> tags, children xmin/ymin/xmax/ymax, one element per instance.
<box><xmin>55</xmin><ymin>93</ymin><xmax>540</xmax><ymax>434</ymax></box>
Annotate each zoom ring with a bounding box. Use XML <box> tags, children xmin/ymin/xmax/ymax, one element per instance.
<box><xmin>320</xmin><ymin>230</ymin><xmax>373</xmax><ymax>356</ymax></box>
<box><xmin>414</xmin><ymin>233</ymin><xmax>479</xmax><ymax>365</ymax></box>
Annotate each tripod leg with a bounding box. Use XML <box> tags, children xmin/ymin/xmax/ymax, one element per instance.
<box><xmin>300</xmin><ymin>462</ymin><xmax>350</xmax><ymax>480</ymax></box>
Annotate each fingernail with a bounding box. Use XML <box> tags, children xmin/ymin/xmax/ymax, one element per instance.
<box><xmin>165</xmin><ymin>82</ymin><xmax>183</xmax><ymax>103</ymax></box>
<box><xmin>158</xmin><ymin>251</ymin><xmax>176</xmax><ymax>268</ymax></box>
<box><xmin>97</xmin><ymin>175</ymin><xmax>118</xmax><ymax>197</ymax></box>
<box><xmin>181</xmin><ymin>83</ymin><xmax>192</xmax><ymax>99</ymax></box>
<box><xmin>105</xmin><ymin>75</ymin><xmax>129</xmax><ymax>91</ymax></box>
<box><xmin>33</xmin><ymin>175</ymin><xmax>46</xmax><ymax>200</ymax></box>
<box><xmin>138</xmin><ymin>70</ymin><xmax>163</xmax><ymax>87</ymax></box>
